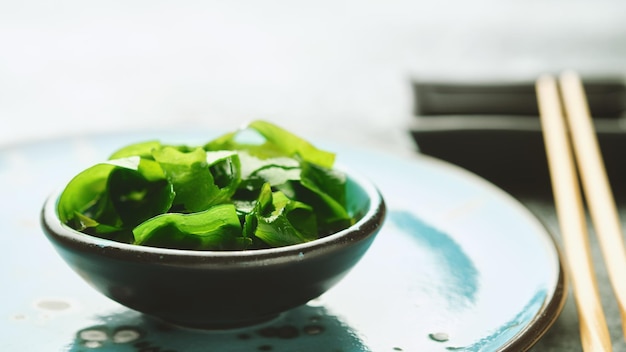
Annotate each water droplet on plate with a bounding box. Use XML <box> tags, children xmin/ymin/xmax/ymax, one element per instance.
<box><xmin>429</xmin><ymin>332</ymin><xmax>450</xmax><ymax>342</ymax></box>
<box><xmin>113</xmin><ymin>328</ymin><xmax>142</xmax><ymax>343</ymax></box>
<box><xmin>79</xmin><ymin>329</ymin><xmax>108</xmax><ymax>342</ymax></box>
<box><xmin>303</xmin><ymin>325</ymin><xmax>324</xmax><ymax>335</ymax></box>
<box><xmin>36</xmin><ymin>299</ymin><xmax>71</xmax><ymax>311</ymax></box>
<box><xmin>83</xmin><ymin>340</ymin><xmax>103</xmax><ymax>348</ymax></box>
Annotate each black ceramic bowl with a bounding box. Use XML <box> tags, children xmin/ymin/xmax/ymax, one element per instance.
<box><xmin>41</xmin><ymin>165</ymin><xmax>386</xmax><ymax>329</ymax></box>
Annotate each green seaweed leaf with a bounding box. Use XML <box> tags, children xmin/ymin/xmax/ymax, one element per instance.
<box><xmin>133</xmin><ymin>204</ymin><xmax>244</xmax><ymax>250</ymax></box>
<box><xmin>251</xmin><ymin>183</ymin><xmax>318</xmax><ymax>247</ymax></box>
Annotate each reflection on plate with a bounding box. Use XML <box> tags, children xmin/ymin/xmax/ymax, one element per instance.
<box><xmin>0</xmin><ymin>131</ymin><xmax>566</xmax><ymax>351</ymax></box>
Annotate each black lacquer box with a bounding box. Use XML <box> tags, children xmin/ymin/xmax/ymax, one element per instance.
<box><xmin>409</xmin><ymin>78</ymin><xmax>626</xmax><ymax>199</ymax></box>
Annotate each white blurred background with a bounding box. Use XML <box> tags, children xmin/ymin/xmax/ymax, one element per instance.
<box><xmin>1</xmin><ymin>0</ymin><xmax>625</xmax><ymax>148</ymax></box>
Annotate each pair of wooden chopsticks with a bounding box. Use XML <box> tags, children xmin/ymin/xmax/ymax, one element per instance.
<box><xmin>536</xmin><ymin>71</ymin><xmax>626</xmax><ymax>351</ymax></box>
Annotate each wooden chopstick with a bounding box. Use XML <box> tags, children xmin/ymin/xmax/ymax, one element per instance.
<box><xmin>536</xmin><ymin>74</ymin><xmax>612</xmax><ymax>351</ymax></box>
<box><xmin>560</xmin><ymin>71</ymin><xmax>626</xmax><ymax>336</ymax></box>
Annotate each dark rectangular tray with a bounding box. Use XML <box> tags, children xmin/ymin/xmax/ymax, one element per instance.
<box><xmin>409</xmin><ymin>79</ymin><xmax>626</xmax><ymax>199</ymax></box>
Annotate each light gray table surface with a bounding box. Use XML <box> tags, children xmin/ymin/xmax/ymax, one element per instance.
<box><xmin>2</xmin><ymin>1</ymin><xmax>626</xmax><ymax>350</ymax></box>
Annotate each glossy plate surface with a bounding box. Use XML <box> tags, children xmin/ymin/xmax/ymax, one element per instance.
<box><xmin>1</xmin><ymin>131</ymin><xmax>566</xmax><ymax>351</ymax></box>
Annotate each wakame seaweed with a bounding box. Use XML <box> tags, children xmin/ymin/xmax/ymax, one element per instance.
<box><xmin>57</xmin><ymin>120</ymin><xmax>354</xmax><ymax>250</ymax></box>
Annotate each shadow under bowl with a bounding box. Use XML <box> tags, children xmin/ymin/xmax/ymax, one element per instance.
<box><xmin>41</xmin><ymin>165</ymin><xmax>386</xmax><ymax>329</ymax></box>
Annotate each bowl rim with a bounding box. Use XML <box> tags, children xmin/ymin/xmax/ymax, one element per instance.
<box><xmin>41</xmin><ymin>163</ymin><xmax>386</xmax><ymax>265</ymax></box>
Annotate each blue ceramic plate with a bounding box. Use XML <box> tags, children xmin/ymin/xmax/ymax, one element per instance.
<box><xmin>0</xmin><ymin>131</ymin><xmax>566</xmax><ymax>351</ymax></box>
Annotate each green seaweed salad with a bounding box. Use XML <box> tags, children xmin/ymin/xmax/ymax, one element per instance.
<box><xmin>57</xmin><ymin>120</ymin><xmax>355</xmax><ymax>250</ymax></box>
